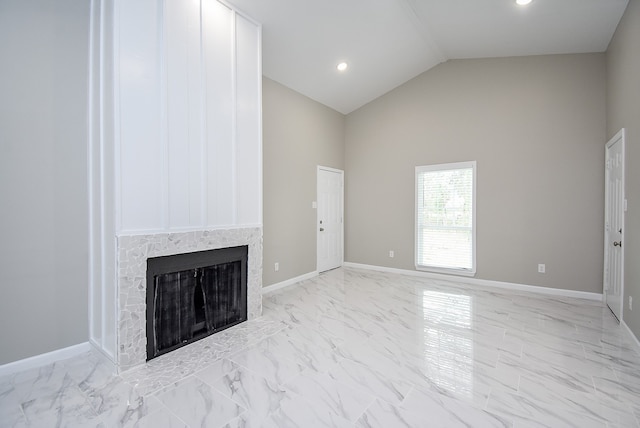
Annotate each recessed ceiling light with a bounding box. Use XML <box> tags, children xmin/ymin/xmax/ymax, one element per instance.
<box><xmin>516</xmin><ymin>0</ymin><xmax>532</xmax><ymax>5</ymax></box>
<box><xmin>337</xmin><ymin>62</ymin><xmax>348</xmax><ymax>72</ymax></box>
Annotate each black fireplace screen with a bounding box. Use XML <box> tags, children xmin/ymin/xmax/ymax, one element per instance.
<box><xmin>146</xmin><ymin>246</ymin><xmax>247</xmax><ymax>360</ymax></box>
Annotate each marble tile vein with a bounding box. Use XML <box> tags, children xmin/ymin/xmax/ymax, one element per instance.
<box><xmin>284</xmin><ymin>369</ymin><xmax>375</xmax><ymax>423</ymax></box>
<box><xmin>2</xmin><ymin>267</ymin><xmax>640</xmax><ymax>428</ymax></box>
<box><xmin>156</xmin><ymin>376</ymin><xmax>245</xmax><ymax>427</ymax></box>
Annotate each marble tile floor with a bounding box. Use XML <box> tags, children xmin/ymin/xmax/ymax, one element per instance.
<box><xmin>2</xmin><ymin>267</ymin><xmax>640</xmax><ymax>427</ymax></box>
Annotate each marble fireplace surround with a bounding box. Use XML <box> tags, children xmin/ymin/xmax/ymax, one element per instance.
<box><xmin>116</xmin><ymin>227</ymin><xmax>262</xmax><ymax>372</ymax></box>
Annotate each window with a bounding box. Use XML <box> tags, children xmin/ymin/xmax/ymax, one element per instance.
<box><xmin>415</xmin><ymin>161</ymin><xmax>476</xmax><ymax>276</ymax></box>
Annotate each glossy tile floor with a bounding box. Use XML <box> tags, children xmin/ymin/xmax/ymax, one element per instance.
<box><xmin>2</xmin><ymin>267</ymin><xmax>640</xmax><ymax>427</ymax></box>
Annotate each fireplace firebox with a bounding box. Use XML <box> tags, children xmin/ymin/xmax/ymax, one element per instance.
<box><xmin>146</xmin><ymin>246</ymin><xmax>248</xmax><ymax>361</ymax></box>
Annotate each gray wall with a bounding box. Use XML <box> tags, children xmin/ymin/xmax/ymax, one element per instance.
<box><xmin>0</xmin><ymin>1</ymin><xmax>89</xmax><ymax>364</ymax></box>
<box><xmin>262</xmin><ymin>78</ymin><xmax>345</xmax><ymax>286</ymax></box>
<box><xmin>345</xmin><ymin>54</ymin><xmax>606</xmax><ymax>293</ymax></box>
<box><xmin>607</xmin><ymin>0</ymin><xmax>640</xmax><ymax>341</ymax></box>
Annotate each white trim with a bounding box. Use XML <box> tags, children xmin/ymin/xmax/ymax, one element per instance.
<box><xmin>230</xmin><ymin>10</ymin><xmax>238</xmax><ymax>225</ymax></box>
<box><xmin>317</xmin><ymin>166</ymin><xmax>345</xmax><ymax>273</ymax></box>
<box><xmin>87</xmin><ymin>0</ymin><xmax>98</xmax><ymax>351</ymax></box>
<box><xmin>113</xmin><ymin>0</ymin><xmax>122</xmax><ymax>234</ymax></box>
<box><xmin>89</xmin><ymin>339</ymin><xmax>117</xmax><ymax>375</ymax></box>
<box><xmin>198</xmin><ymin>0</ymin><xmax>208</xmax><ymax>226</ymax></box>
<box><xmin>343</xmin><ymin>262</ymin><xmax>603</xmax><ymax>301</ymax></box>
<box><xmin>415</xmin><ymin>161</ymin><xmax>476</xmax><ymax>275</ymax></box>
<box><xmin>317</xmin><ymin>165</ymin><xmax>344</xmax><ymax>174</ymax></box>
<box><xmin>262</xmin><ymin>271</ymin><xmax>319</xmax><ymax>295</ymax></box>
<box><xmin>99</xmin><ymin>0</ymin><xmax>108</xmax><ymax>352</ymax></box>
<box><xmin>603</xmin><ymin>128</ymin><xmax>625</xmax><ymax>321</ymax></box>
<box><xmin>160</xmin><ymin>0</ymin><xmax>169</xmax><ymax>230</ymax></box>
<box><xmin>256</xmin><ymin>20</ymin><xmax>263</xmax><ymax>234</ymax></box>
<box><xmin>115</xmin><ymin>223</ymin><xmax>263</xmax><ymax>237</ymax></box>
<box><xmin>217</xmin><ymin>0</ymin><xmax>262</xmax><ymax>26</ymax></box>
<box><xmin>416</xmin><ymin>265</ymin><xmax>476</xmax><ymax>277</ymax></box>
<box><xmin>0</xmin><ymin>342</ymin><xmax>91</xmax><ymax>378</ymax></box>
<box><xmin>621</xmin><ymin>320</ymin><xmax>640</xmax><ymax>355</ymax></box>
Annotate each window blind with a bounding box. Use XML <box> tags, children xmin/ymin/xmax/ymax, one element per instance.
<box><xmin>415</xmin><ymin>162</ymin><xmax>476</xmax><ymax>274</ymax></box>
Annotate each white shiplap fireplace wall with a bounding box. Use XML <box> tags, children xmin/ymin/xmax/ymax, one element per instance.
<box><xmin>88</xmin><ymin>0</ymin><xmax>262</xmax><ymax>372</ymax></box>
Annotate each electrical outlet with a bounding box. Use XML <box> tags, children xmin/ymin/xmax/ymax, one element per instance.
<box><xmin>274</xmin><ymin>262</ymin><xmax>279</xmax><ymax>272</ymax></box>
<box><xmin>389</xmin><ymin>250</ymin><xmax>394</xmax><ymax>258</ymax></box>
<box><xmin>538</xmin><ymin>264</ymin><xmax>546</xmax><ymax>273</ymax></box>
<box><xmin>630</xmin><ymin>296</ymin><xmax>633</xmax><ymax>311</ymax></box>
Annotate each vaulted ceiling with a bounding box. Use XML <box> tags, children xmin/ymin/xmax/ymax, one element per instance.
<box><xmin>226</xmin><ymin>0</ymin><xmax>628</xmax><ymax>114</ymax></box>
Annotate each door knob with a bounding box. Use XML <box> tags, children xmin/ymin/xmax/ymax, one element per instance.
<box><xmin>319</xmin><ymin>228</ymin><xmax>324</xmax><ymax>232</ymax></box>
<box><xmin>614</xmin><ymin>241</ymin><xmax>622</xmax><ymax>247</ymax></box>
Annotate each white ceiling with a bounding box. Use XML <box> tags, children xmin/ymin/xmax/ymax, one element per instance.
<box><xmin>226</xmin><ymin>0</ymin><xmax>628</xmax><ymax>114</ymax></box>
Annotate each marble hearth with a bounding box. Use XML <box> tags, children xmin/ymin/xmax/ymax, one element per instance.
<box><xmin>116</xmin><ymin>227</ymin><xmax>262</xmax><ymax>372</ymax></box>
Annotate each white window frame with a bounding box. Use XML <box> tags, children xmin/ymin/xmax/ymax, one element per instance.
<box><xmin>415</xmin><ymin>161</ymin><xmax>476</xmax><ymax>276</ymax></box>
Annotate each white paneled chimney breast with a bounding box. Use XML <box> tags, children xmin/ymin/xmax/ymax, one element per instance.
<box><xmin>88</xmin><ymin>0</ymin><xmax>262</xmax><ymax>372</ymax></box>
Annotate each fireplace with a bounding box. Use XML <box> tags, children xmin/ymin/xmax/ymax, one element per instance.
<box><xmin>146</xmin><ymin>246</ymin><xmax>248</xmax><ymax>361</ymax></box>
<box><xmin>115</xmin><ymin>228</ymin><xmax>262</xmax><ymax>371</ymax></box>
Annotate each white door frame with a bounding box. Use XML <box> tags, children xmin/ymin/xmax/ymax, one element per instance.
<box><xmin>604</xmin><ymin>128</ymin><xmax>625</xmax><ymax>321</ymax></box>
<box><xmin>317</xmin><ymin>166</ymin><xmax>344</xmax><ymax>273</ymax></box>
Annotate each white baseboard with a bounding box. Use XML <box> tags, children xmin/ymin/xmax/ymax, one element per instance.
<box><xmin>262</xmin><ymin>271</ymin><xmax>319</xmax><ymax>294</ymax></box>
<box><xmin>343</xmin><ymin>262</ymin><xmax>603</xmax><ymax>301</ymax></box>
<box><xmin>621</xmin><ymin>320</ymin><xmax>640</xmax><ymax>355</ymax></box>
<box><xmin>0</xmin><ymin>342</ymin><xmax>91</xmax><ymax>378</ymax></box>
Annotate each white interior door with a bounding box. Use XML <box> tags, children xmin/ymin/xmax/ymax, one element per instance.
<box><xmin>317</xmin><ymin>167</ymin><xmax>344</xmax><ymax>273</ymax></box>
<box><xmin>604</xmin><ymin>129</ymin><xmax>625</xmax><ymax>322</ymax></box>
